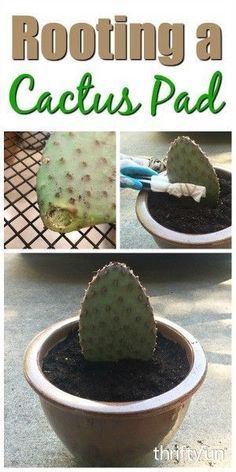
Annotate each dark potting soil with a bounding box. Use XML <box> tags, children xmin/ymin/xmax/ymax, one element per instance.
<box><xmin>148</xmin><ymin>171</ymin><xmax>231</xmax><ymax>234</ymax></box>
<box><xmin>42</xmin><ymin>327</ymin><xmax>189</xmax><ymax>402</ymax></box>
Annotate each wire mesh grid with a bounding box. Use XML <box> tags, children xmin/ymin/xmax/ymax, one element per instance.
<box><xmin>4</xmin><ymin>132</ymin><xmax>116</xmax><ymax>249</ymax></box>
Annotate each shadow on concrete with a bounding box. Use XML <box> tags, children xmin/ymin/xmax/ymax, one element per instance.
<box><xmin>14</xmin><ymin>253</ymin><xmax>231</xmax><ymax>285</ymax></box>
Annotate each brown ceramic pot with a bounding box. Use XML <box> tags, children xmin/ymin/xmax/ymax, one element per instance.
<box><xmin>136</xmin><ymin>167</ymin><xmax>231</xmax><ymax>249</ymax></box>
<box><xmin>24</xmin><ymin>315</ymin><xmax>207</xmax><ymax>466</ymax></box>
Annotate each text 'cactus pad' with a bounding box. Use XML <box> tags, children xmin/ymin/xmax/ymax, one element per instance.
<box><xmin>79</xmin><ymin>262</ymin><xmax>157</xmax><ymax>361</ymax></box>
<box><xmin>37</xmin><ymin>132</ymin><xmax>116</xmax><ymax>233</ymax></box>
<box><xmin>167</xmin><ymin>136</ymin><xmax>220</xmax><ymax>207</ymax></box>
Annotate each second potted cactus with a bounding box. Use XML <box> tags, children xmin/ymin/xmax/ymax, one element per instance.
<box><xmin>24</xmin><ymin>262</ymin><xmax>207</xmax><ymax>465</ymax></box>
<box><xmin>136</xmin><ymin>136</ymin><xmax>231</xmax><ymax>248</ymax></box>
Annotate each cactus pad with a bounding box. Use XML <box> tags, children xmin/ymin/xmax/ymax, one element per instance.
<box><xmin>79</xmin><ymin>262</ymin><xmax>157</xmax><ymax>362</ymax></box>
<box><xmin>167</xmin><ymin>136</ymin><xmax>220</xmax><ymax>207</ymax></box>
<box><xmin>36</xmin><ymin>132</ymin><xmax>116</xmax><ymax>233</ymax></box>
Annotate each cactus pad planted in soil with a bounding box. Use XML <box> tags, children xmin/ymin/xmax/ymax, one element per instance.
<box><xmin>79</xmin><ymin>262</ymin><xmax>157</xmax><ymax>362</ymax></box>
<box><xmin>167</xmin><ymin>136</ymin><xmax>220</xmax><ymax>207</ymax></box>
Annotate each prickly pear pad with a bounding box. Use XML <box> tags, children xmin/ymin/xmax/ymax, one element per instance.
<box><xmin>167</xmin><ymin>136</ymin><xmax>220</xmax><ymax>207</ymax></box>
<box><xmin>79</xmin><ymin>262</ymin><xmax>157</xmax><ymax>361</ymax></box>
<box><xmin>36</xmin><ymin>132</ymin><xmax>116</xmax><ymax>233</ymax></box>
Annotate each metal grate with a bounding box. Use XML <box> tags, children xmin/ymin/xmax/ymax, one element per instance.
<box><xmin>4</xmin><ymin>132</ymin><xmax>116</xmax><ymax>249</ymax></box>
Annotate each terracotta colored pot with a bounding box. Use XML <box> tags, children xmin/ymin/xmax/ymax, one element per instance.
<box><xmin>24</xmin><ymin>315</ymin><xmax>207</xmax><ymax>466</ymax></box>
<box><xmin>136</xmin><ymin>167</ymin><xmax>231</xmax><ymax>249</ymax></box>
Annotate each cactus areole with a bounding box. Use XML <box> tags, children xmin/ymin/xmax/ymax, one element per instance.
<box><xmin>79</xmin><ymin>262</ymin><xmax>157</xmax><ymax>362</ymax></box>
<box><xmin>36</xmin><ymin>132</ymin><xmax>116</xmax><ymax>233</ymax></box>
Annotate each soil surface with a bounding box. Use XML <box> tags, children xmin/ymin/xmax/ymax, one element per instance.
<box><xmin>42</xmin><ymin>327</ymin><xmax>189</xmax><ymax>402</ymax></box>
<box><xmin>148</xmin><ymin>171</ymin><xmax>231</xmax><ymax>234</ymax></box>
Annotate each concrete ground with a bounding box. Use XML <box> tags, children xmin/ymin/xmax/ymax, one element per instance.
<box><xmin>4</xmin><ymin>253</ymin><xmax>231</xmax><ymax>467</ymax></box>
<box><xmin>120</xmin><ymin>132</ymin><xmax>231</xmax><ymax>249</ymax></box>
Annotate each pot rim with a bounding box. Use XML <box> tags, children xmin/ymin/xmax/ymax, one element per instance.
<box><xmin>24</xmin><ymin>315</ymin><xmax>207</xmax><ymax>415</ymax></box>
<box><xmin>136</xmin><ymin>166</ymin><xmax>231</xmax><ymax>246</ymax></box>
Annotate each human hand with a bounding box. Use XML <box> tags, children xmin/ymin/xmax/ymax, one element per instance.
<box><xmin>120</xmin><ymin>155</ymin><xmax>158</xmax><ymax>190</ymax></box>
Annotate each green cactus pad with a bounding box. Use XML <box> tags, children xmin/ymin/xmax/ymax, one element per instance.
<box><xmin>36</xmin><ymin>132</ymin><xmax>116</xmax><ymax>233</ymax></box>
<box><xmin>79</xmin><ymin>262</ymin><xmax>157</xmax><ymax>362</ymax></box>
<box><xmin>167</xmin><ymin>136</ymin><xmax>220</xmax><ymax>207</ymax></box>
